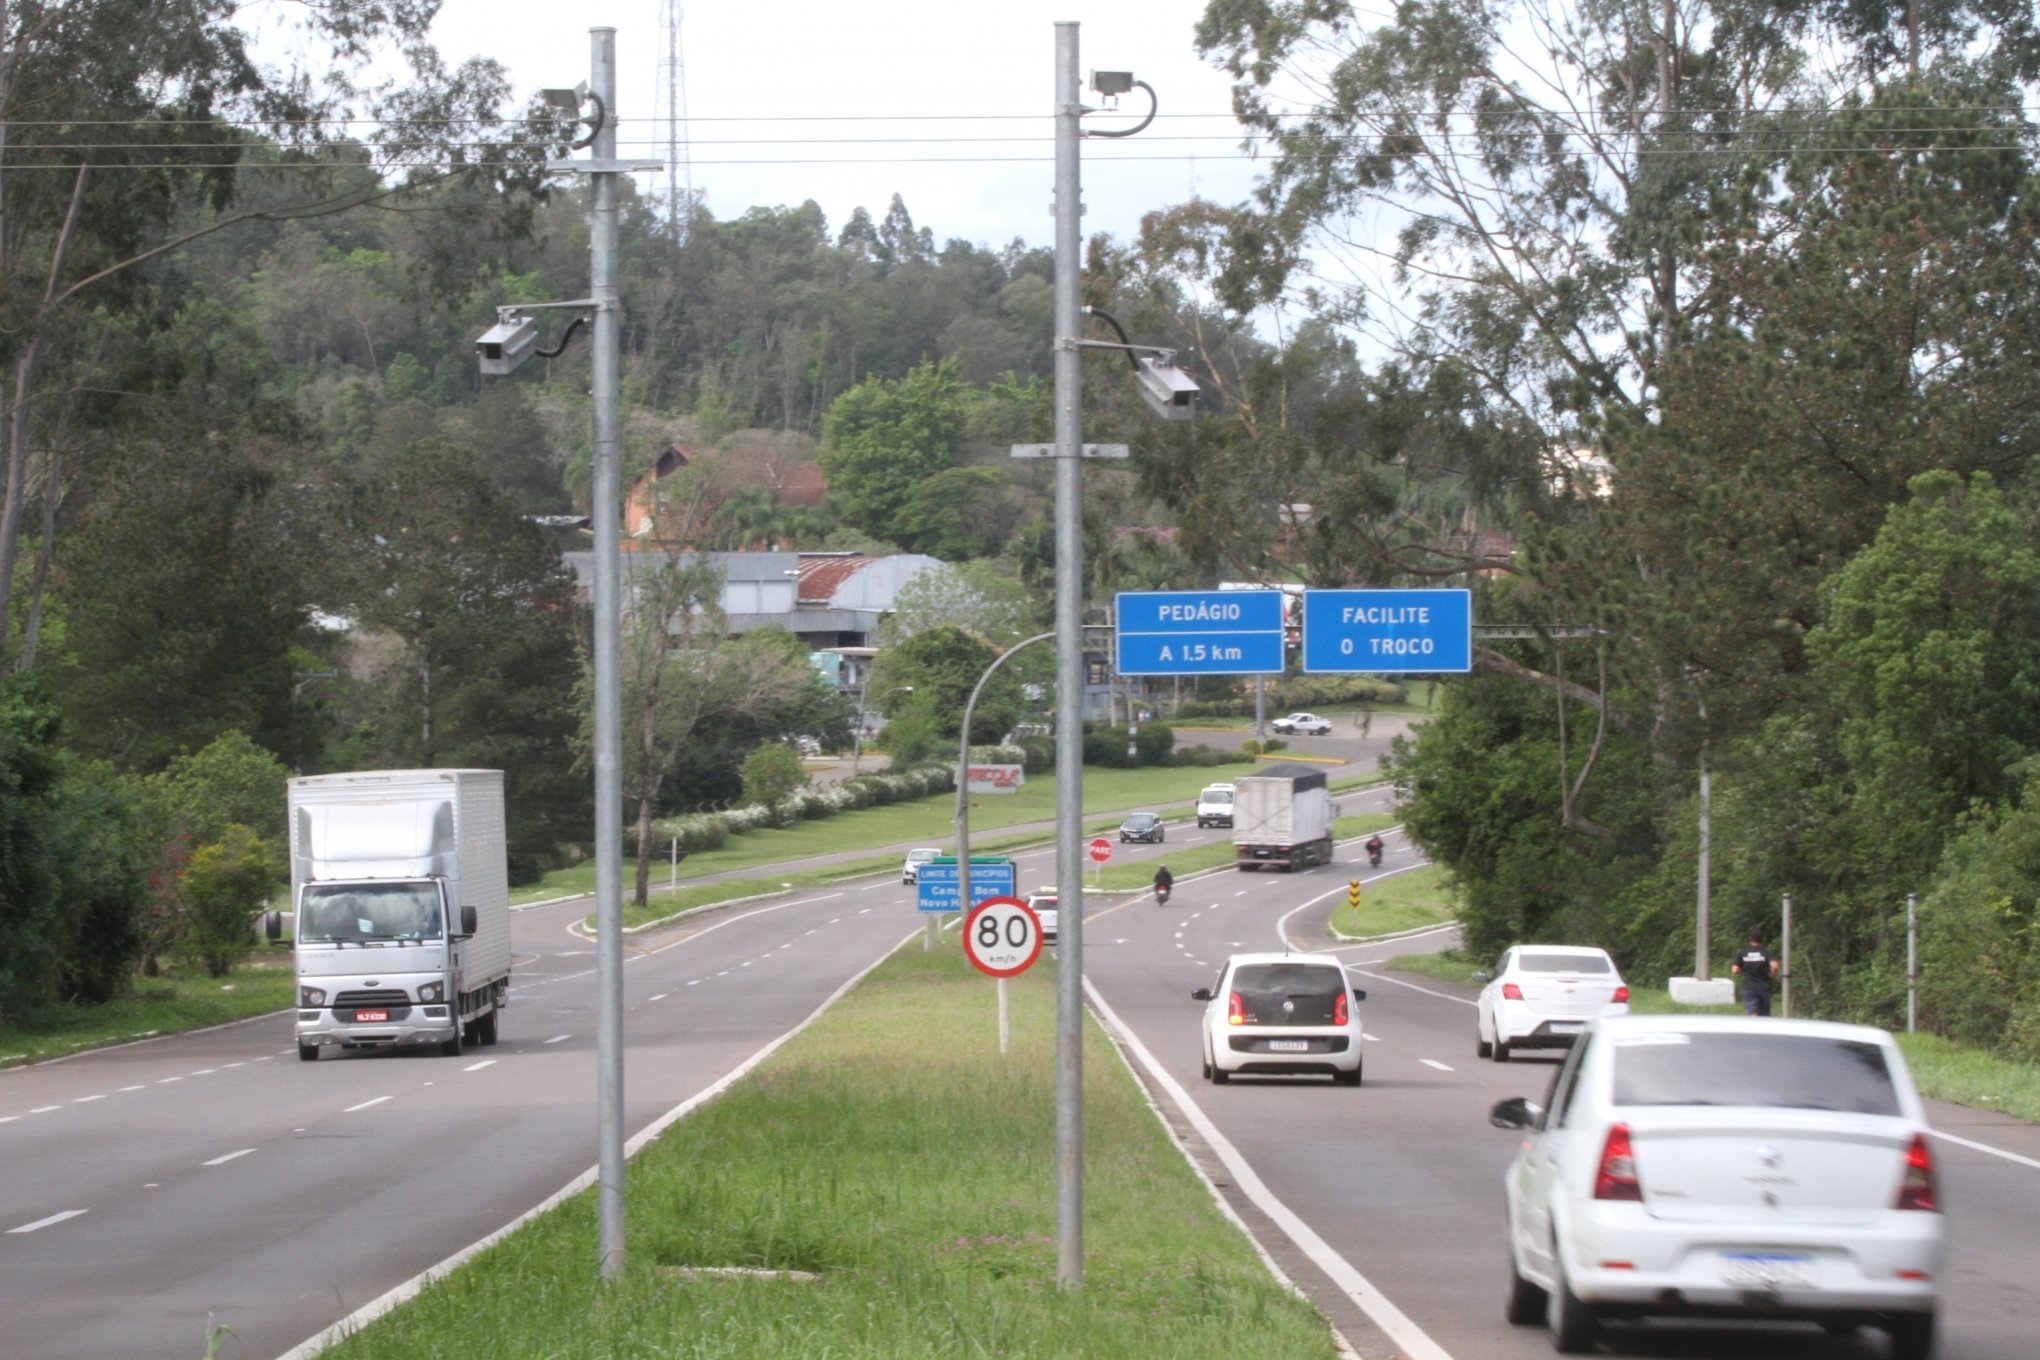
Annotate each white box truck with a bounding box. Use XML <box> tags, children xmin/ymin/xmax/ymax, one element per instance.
<box><xmin>1233</xmin><ymin>764</ymin><xmax>1335</xmax><ymax>871</ymax></box>
<box><xmin>267</xmin><ymin>769</ymin><xmax>511</xmax><ymax>1061</ymax></box>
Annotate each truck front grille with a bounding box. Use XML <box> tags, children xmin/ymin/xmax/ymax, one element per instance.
<box><xmin>334</xmin><ymin>988</ymin><xmax>411</xmax><ymax>1007</ymax></box>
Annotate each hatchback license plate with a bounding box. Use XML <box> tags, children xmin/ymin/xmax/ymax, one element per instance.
<box><xmin>1720</xmin><ymin>1252</ymin><xmax>1812</xmax><ymax>1288</ymax></box>
<box><xmin>353</xmin><ymin>1009</ymin><xmax>389</xmax><ymax>1023</ymax></box>
<box><xmin>1267</xmin><ymin>1039</ymin><xmax>1309</xmax><ymax>1052</ymax></box>
<box><xmin>1548</xmin><ymin>1022</ymin><xmax>1582</xmax><ymax>1034</ymax></box>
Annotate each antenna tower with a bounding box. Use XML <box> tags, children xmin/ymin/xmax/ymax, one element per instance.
<box><xmin>655</xmin><ymin>0</ymin><xmax>693</xmax><ymax>243</ymax></box>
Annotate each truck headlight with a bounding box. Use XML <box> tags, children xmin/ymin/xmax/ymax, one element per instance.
<box><xmin>300</xmin><ymin>986</ymin><xmax>327</xmax><ymax>1007</ymax></box>
<box><xmin>417</xmin><ymin>981</ymin><xmax>444</xmax><ymax>1003</ymax></box>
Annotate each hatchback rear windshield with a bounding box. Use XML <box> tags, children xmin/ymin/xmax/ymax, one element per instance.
<box><xmin>1233</xmin><ymin>963</ymin><xmax>1344</xmax><ymax>997</ymax></box>
<box><xmin>1519</xmin><ymin>952</ymin><xmax>1613</xmax><ymax>974</ymax></box>
<box><xmin>1612</xmin><ymin>1033</ymin><xmax>1901</xmax><ymax>1115</ymax></box>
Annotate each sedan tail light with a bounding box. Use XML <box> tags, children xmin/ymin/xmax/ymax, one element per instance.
<box><xmin>1502</xmin><ymin>982</ymin><xmax>1524</xmax><ymax>1001</ymax></box>
<box><xmin>1895</xmin><ymin>1133</ymin><xmax>1938</xmax><ymax>1211</ymax></box>
<box><xmin>1594</xmin><ymin>1122</ymin><xmax>1643</xmax><ymax>1201</ymax></box>
<box><xmin>1227</xmin><ymin>991</ymin><xmax>1247</xmax><ymax>1026</ymax></box>
<box><xmin>1612</xmin><ymin>985</ymin><xmax>1630</xmax><ymax>1004</ymax></box>
<box><xmin>1334</xmin><ymin>990</ymin><xmax>1349</xmax><ymax>1026</ymax></box>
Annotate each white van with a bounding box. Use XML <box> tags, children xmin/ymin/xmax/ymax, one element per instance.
<box><xmin>1196</xmin><ymin>782</ymin><xmax>1236</xmax><ymax>829</ymax></box>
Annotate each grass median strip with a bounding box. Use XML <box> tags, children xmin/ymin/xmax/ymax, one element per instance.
<box><xmin>318</xmin><ymin>944</ymin><xmax>1342</xmax><ymax>1360</ymax></box>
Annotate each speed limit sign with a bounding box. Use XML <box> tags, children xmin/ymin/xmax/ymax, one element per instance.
<box><xmin>962</xmin><ymin>896</ymin><xmax>1043</xmax><ymax>978</ymax></box>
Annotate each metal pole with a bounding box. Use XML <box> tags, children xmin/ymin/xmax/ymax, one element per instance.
<box><xmin>1696</xmin><ymin>690</ymin><xmax>1711</xmax><ymax>981</ymax></box>
<box><xmin>1254</xmin><ymin>674</ymin><xmax>1265</xmax><ymax>738</ymax></box>
<box><xmin>1052</xmin><ymin>21</ymin><xmax>1086</xmax><ymax>1291</ymax></box>
<box><xmin>1780</xmin><ymin>892</ymin><xmax>1793</xmax><ymax>1019</ymax></box>
<box><xmin>589</xmin><ymin>26</ymin><xmax>627</xmax><ymax>1283</ymax></box>
<box><xmin>999</xmin><ymin>976</ymin><xmax>1010</xmax><ymax>1054</ymax></box>
<box><xmin>1907</xmin><ymin>892</ymin><xmax>1917</xmax><ymax>1034</ymax></box>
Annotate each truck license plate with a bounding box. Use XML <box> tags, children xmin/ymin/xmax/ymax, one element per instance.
<box><xmin>1720</xmin><ymin>1252</ymin><xmax>1812</xmax><ymax>1288</ymax></box>
<box><xmin>353</xmin><ymin>1009</ymin><xmax>389</xmax><ymax>1023</ymax></box>
<box><xmin>1267</xmin><ymin>1039</ymin><xmax>1309</xmax><ymax>1052</ymax></box>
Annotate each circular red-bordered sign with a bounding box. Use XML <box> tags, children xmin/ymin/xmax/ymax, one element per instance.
<box><xmin>962</xmin><ymin>895</ymin><xmax>1043</xmax><ymax>978</ymax></box>
<box><xmin>1087</xmin><ymin>837</ymin><xmax>1113</xmax><ymax>863</ymax></box>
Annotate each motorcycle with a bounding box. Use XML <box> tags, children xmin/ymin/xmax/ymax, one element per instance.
<box><xmin>1154</xmin><ymin>880</ymin><xmax>1172</xmax><ymax>906</ymax></box>
<box><xmin>1366</xmin><ymin>843</ymin><xmax>1384</xmax><ymax>869</ymax></box>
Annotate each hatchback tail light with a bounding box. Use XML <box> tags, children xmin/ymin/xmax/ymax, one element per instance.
<box><xmin>1895</xmin><ymin>1133</ymin><xmax>1938</xmax><ymax>1211</ymax></box>
<box><xmin>1612</xmin><ymin>985</ymin><xmax>1630</xmax><ymax>1004</ymax></box>
<box><xmin>1227</xmin><ymin>991</ymin><xmax>1246</xmax><ymax>1026</ymax></box>
<box><xmin>1502</xmin><ymin>982</ymin><xmax>1524</xmax><ymax>1001</ymax></box>
<box><xmin>1334</xmin><ymin>990</ymin><xmax>1349</xmax><ymax>1026</ymax></box>
<box><xmin>1594</xmin><ymin>1123</ymin><xmax>1643</xmax><ymax>1201</ymax></box>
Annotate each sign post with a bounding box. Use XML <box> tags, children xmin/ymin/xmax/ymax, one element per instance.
<box><xmin>964</xmin><ymin>895</ymin><xmax>1044</xmax><ymax>1056</ymax></box>
<box><xmin>1087</xmin><ymin>836</ymin><xmax>1112</xmax><ymax>890</ymax></box>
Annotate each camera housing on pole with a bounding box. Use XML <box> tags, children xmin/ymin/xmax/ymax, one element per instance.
<box><xmin>1133</xmin><ymin>354</ymin><xmax>1199</xmax><ymax>422</ymax></box>
<box><xmin>474</xmin><ymin>311</ymin><xmax>540</xmax><ymax>376</ymax></box>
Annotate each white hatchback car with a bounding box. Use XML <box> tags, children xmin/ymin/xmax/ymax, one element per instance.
<box><xmin>1475</xmin><ymin>944</ymin><xmax>1629</xmax><ymax>1061</ymax></box>
<box><xmin>1490</xmin><ymin>1015</ymin><xmax>1943</xmax><ymax>1357</ymax></box>
<box><xmin>900</xmin><ymin>848</ymin><xmax>940</xmax><ymax>885</ymax></box>
<box><xmin>1026</xmin><ymin>892</ymin><xmax>1059</xmax><ymax>945</ymax></box>
<box><xmin>1192</xmin><ymin>953</ymin><xmax>1366</xmax><ymax>1086</ymax></box>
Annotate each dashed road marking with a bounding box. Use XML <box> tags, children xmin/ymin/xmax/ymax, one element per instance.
<box><xmin>8</xmin><ymin>1210</ymin><xmax>87</xmax><ymax>1234</ymax></box>
<box><xmin>203</xmin><ymin>1149</ymin><xmax>255</xmax><ymax>1166</ymax></box>
<box><xmin>343</xmin><ymin>1096</ymin><xmax>392</xmax><ymax>1113</ymax></box>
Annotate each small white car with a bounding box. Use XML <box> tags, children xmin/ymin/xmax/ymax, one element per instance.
<box><xmin>1475</xmin><ymin>944</ymin><xmax>1629</xmax><ymax>1061</ymax></box>
<box><xmin>1270</xmin><ymin>712</ymin><xmax>1333</xmax><ymax>736</ymax></box>
<box><xmin>900</xmin><ymin>848</ymin><xmax>940</xmax><ymax>885</ymax></box>
<box><xmin>1192</xmin><ymin>952</ymin><xmax>1366</xmax><ymax>1086</ymax></box>
<box><xmin>1195</xmin><ymin>782</ymin><xmax>1236</xmax><ymax>828</ymax></box>
<box><xmin>1026</xmin><ymin>892</ymin><xmax>1059</xmax><ymax>945</ymax></box>
<box><xmin>1490</xmin><ymin>1015</ymin><xmax>1943</xmax><ymax>1357</ymax></box>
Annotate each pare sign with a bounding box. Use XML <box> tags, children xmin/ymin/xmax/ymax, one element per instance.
<box><xmin>967</xmin><ymin>764</ymin><xmax>1025</xmax><ymax>794</ymax></box>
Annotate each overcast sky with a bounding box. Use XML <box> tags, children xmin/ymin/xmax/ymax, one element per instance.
<box><xmin>395</xmin><ymin>2</ymin><xmax>1270</xmax><ymax>251</ymax></box>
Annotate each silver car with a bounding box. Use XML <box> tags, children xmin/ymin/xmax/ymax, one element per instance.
<box><xmin>1490</xmin><ymin>1015</ymin><xmax>1943</xmax><ymax>1357</ymax></box>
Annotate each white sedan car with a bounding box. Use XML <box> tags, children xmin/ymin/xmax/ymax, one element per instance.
<box><xmin>1490</xmin><ymin>1015</ymin><xmax>1943</xmax><ymax>1357</ymax></box>
<box><xmin>1192</xmin><ymin>952</ymin><xmax>1366</xmax><ymax>1086</ymax></box>
<box><xmin>1269</xmin><ymin>711</ymin><xmax>1333</xmax><ymax>736</ymax></box>
<box><xmin>1475</xmin><ymin>944</ymin><xmax>1629</xmax><ymax>1061</ymax></box>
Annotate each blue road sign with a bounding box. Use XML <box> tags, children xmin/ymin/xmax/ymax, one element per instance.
<box><xmin>1115</xmin><ymin>590</ymin><xmax>1286</xmax><ymax>676</ymax></box>
<box><xmin>1302</xmin><ymin>589</ymin><xmax>1473</xmax><ymax>673</ymax></box>
<box><xmin>916</xmin><ymin>858</ymin><xmax>1016</xmax><ymax>912</ymax></box>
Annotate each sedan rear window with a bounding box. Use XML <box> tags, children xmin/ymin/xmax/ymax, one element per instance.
<box><xmin>1518</xmin><ymin>952</ymin><xmax>1613</xmax><ymax>974</ymax></box>
<box><xmin>1612</xmin><ymin>1033</ymin><xmax>1901</xmax><ymax>1115</ymax></box>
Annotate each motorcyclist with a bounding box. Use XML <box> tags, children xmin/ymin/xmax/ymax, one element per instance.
<box><xmin>1364</xmin><ymin>834</ymin><xmax>1385</xmax><ymax>867</ymax></box>
<box><xmin>1153</xmin><ymin>863</ymin><xmax>1174</xmax><ymax>904</ymax></box>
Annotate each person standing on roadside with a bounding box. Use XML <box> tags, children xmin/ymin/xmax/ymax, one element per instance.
<box><xmin>1732</xmin><ymin>929</ymin><xmax>1780</xmax><ymax>1016</ymax></box>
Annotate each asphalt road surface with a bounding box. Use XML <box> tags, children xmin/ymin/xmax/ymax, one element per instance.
<box><xmin>6</xmin><ymin>779</ymin><xmax>2038</xmax><ymax>1360</ymax></box>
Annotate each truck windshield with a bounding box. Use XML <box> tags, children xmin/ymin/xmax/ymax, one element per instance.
<box><xmin>299</xmin><ymin>883</ymin><xmax>443</xmax><ymax>944</ymax></box>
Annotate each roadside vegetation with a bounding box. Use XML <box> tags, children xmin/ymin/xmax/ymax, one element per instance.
<box><xmin>0</xmin><ymin>965</ymin><xmax>294</xmax><ymax>1069</ymax></box>
<box><xmin>315</xmin><ymin>945</ymin><xmax>1341</xmax><ymax>1360</ymax></box>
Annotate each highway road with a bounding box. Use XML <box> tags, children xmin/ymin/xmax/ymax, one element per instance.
<box><xmin>6</xmin><ymin>769</ymin><xmax>2038</xmax><ymax>1360</ymax></box>
<box><xmin>1082</xmin><ymin>799</ymin><xmax>2040</xmax><ymax>1360</ymax></box>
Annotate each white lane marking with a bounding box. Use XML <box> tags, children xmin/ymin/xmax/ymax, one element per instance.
<box><xmin>740</xmin><ymin>960</ymin><xmax>754</xmax><ymax>968</ymax></box>
<box><xmin>0</xmin><ymin>1116</ymin><xmax>16</xmax><ymax>1124</ymax></box>
<box><xmin>1420</xmin><ymin>1059</ymin><xmax>1454</xmax><ymax>1072</ymax></box>
<box><xmin>1086</xmin><ymin>980</ymin><xmax>1455</xmax><ymax>1360</ymax></box>
<box><xmin>829</xmin><ymin>918</ymin><xmax>842</xmax><ymax>924</ymax></box>
<box><xmin>119</xmin><ymin>1085</ymin><xmax>146</xmax><ymax>1092</ymax></box>
<box><xmin>805</xmin><ymin>929</ymin><xmax>818</xmax><ymax>936</ymax></box>
<box><xmin>225</xmin><ymin>1062</ymin><xmax>246</xmax><ymax>1068</ymax></box>
<box><xmin>715</xmin><ymin>970</ymin><xmax>730</xmax><ymax>978</ymax></box>
<box><xmin>1362</xmin><ymin>1033</ymin><xmax>1383</xmax><ymax>1042</ymax></box>
<box><xmin>648</xmin><ymin>993</ymin><xmax>669</xmax><ymax>1002</ymax></box>
<box><xmin>686</xmin><ymin>979</ymin><xmax>700</xmax><ymax>986</ymax></box>
<box><xmin>30</xmin><ymin>1105</ymin><xmax>59</xmax><ymax>1114</ymax></box>
<box><xmin>1234</xmin><ymin>890</ymin><xmax>1247</xmax><ymax>897</ymax></box>
<box><xmin>858</xmin><ymin>907</ymin><xmax>872</xmax><ymax>914</ymax></box>
<box><xmin>193</xmin><ymin>1069</ymin><xmax>217</xmax><ymax>1076</ymax></box>
<box><xmin>156</xmin><ymin>1077</ymin><xmax>182</xmax><ymax>1085</ymax></box>
<box><xmin>1349</xmin><ymin>968</ymin><xmax>1477</xmax><ymax>1008</ymax></box>
<box><xmin>8</xmin><ymin>1210</ymin><xmax>87</xmax><ymax>1234</ymax></box>
<box><xmin>203</xmin><ymin>1149</ymin><xmax>256</xmax><ymax>1166</ymax></box>
<box><xmin>463</xmin><ymin>1060</ymin><xmax>496</xmax><ymax>1072</ymax></box>
<box><xmin>1932</xmin><ymin>1129</ymin><xmax>2040</xmax><ymax>1172</ymax></box>
<box><xmin>343</xmin><ymin>1096</ymin><xmax>392</xmax><ymax>1113</ymax></box>
<box><xmin>545</xmin><ymin>1035</ymin><xmax>571</xmax><ymax>1044</ymax></box>
<box><xmin>73</xmin><ymin>1095</ymin><xmax>105</xmax><ymax>1104</ymax></box>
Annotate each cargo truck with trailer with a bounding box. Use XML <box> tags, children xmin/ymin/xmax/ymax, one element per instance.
<box><xmin>268</xmin><ymin>769</ymin><xmax>511</xmax><ymax>1060</ymax></box>
<box><xmin>1232</xmin><ymin>764</ymin><xmax>1335</xmax><ymax>871</ymax></box>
